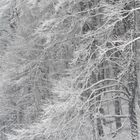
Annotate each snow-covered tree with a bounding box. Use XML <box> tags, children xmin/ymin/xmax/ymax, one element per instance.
<box><xmin>0</xmin><ymin>0</ymin><xmax>140</xmax><ymax>140</ymax></box>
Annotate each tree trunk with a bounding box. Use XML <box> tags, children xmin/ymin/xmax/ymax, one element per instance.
<box><xmin>114</xmin><ymin>52</ymin><xmax>122</xmax><ymax>129</ymax></box>
<box><xmin>96</xmin><ymin>63</ymin><xmax>104</xmax><ymax>137</ymax></box>
<box><xmin>128</xmin><ymin>1</ymin><xmax>139</xmax><ymax>139</ymax></box>
<box><xmin>128</xmin><ymin>60</ymin><xmax>138</xmax><ymax>140</ymax></box>
<box><xmin>115</xmin><ymin>97</ymin><xmax>122</xmax><ymax>129</ymax></box>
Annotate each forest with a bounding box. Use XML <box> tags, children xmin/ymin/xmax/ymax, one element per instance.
<box><xmin>0</xmin><ymin>0</ymin><xmax>140</xmax><ymax>140</ymax></box>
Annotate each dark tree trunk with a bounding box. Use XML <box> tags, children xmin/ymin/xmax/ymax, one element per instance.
<box><xmin>115</xmin><ymin>98</ymin><xmax>122</xmax><ymax>129</ymax></box>
<box><xmin>96</xmin><ymin>63</ymin><xmax>105</xmax><ymax>137</ymax></box>
<box><xmin>113</xmin><ymin>51</ymin><xmax>122</xmax><ymax>129</ymax></box>
<box><xmin>128</xmin><ymin>62</ymin><xmax>139</xmax><ymax>140</ymax></box>
<box><xmin>128</xmin><ymin>1</ymin><xmax>139</xmax><ymax>139</ymax></box>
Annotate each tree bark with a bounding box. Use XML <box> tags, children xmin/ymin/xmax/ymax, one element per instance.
<box><xmin>128</xmin><ymin>60</ymin><xmax>139</xmax><ymax>140</ymax></box>
<box><xmin>114</xmin><ymin>52</ymin><xmax>122</xmax><ymax>129</ymax></box>
<box><xmin>96</xmin><ymin>63</ymin><xmax>105</xmax><ymax>137</ymax></box>
<box><xmin>128</xmin><ymin>1</ymin><xmax>139</xmax><ymax>139</ymax></box>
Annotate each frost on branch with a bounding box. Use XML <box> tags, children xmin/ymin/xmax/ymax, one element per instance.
<box><xmin>0</xmin><ymin>0</ymin><xmax>140</xmax><ymax>140</ymax></box>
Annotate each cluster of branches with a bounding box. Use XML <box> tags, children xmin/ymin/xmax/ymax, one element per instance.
<box><xmin>0</xmin><ymin>0</ymin><xmax>140</xmax><ymax>140</ymax></box>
